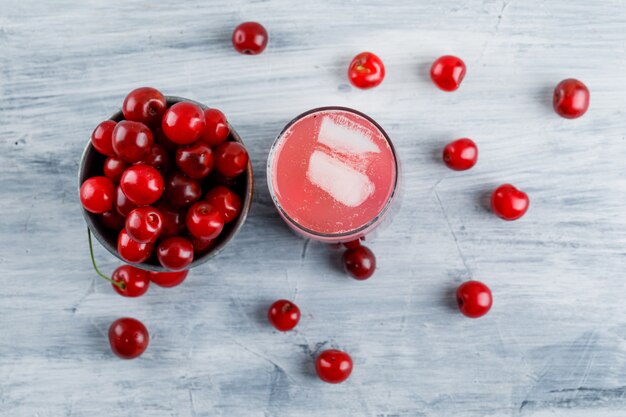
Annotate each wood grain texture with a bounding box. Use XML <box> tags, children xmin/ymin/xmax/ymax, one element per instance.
<box><xmin>1</xmin><ymin>0</ymin><xmax>626</xmax><ymax>415</ymax></box>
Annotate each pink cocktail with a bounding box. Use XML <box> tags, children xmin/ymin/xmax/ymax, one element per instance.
<box><xmin>267</xmin><ymin>107</ymin><xmax>398</xmax><ymax>243</ymax></box>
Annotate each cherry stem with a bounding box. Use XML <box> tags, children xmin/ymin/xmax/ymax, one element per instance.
<box><xmin>87</xmin><ymin>228</ymin><xmax>125</xmax><ymax>290</ymax></box>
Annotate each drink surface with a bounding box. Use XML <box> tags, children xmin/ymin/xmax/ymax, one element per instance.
<box><xmin>269</xmin><ymin>108</ymin><xmax>397</xmax><ymax>236</ymax></box>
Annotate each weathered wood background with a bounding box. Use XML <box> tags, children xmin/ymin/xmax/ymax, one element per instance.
<box><xmin>1</xmin><ymin>0</ymin><xmax>626</xmax><ymax>415</ymax></box>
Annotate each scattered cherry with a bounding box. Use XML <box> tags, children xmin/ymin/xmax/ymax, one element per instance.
<box><xmin>201</xmin><ymin>108</ymin><xmax>230</xmax><ymax>147</ymax></box>
<box><xmin>111</xmin><ymin>265</ymin><xmax>150</xmax><ymax>297</ymax></box>
<box><xmin>342</xmin><ymin>245</ymin><xmax>376</xmax><ymax>280</ymax></box>
<box><xmin>267</xmin><ymin>299</ymin><xmax>300</xmax><ymax>332</ymax></box>
<box><xmin>112</xmin><ymin>120</ymin><xmax>154</xmax><ymax>163</ymax></box>
<box><xmin>149</xmin><ymin>270</ymin><xmax>189</xmax><ymax>288</ymax></box>
<box><xmin>108</xmin><ymin>317</ymin><xmax>149</xmax><ymax>359</ymax></box>
<box><xmin>175</xmin><ymin>142</ymin><xmax>214</xmax><ymax>179</ymax></box>
<box><xmin>164</xmin><ymin>172</ymin><xmax>202</xmax><ymax>208</ymax></box>
<box><xmin>117</xmin><ymin>228</ymin><xmax>154</xmax><ymax>264</ymax></box>
<box><xmin>456</xmin><ymin>280</ymin><xmax>492</xmax><ymax>318</ymax></box>
<box><xmin>232</xmin><ymin>22</ymin><xmax>268</xmax><ymax>55</ymax></box>
<box><xmin>154</xmin><ymin>202</ymin><xmax>186</xmax><ymax>238</ymax></box>
<box><xmin>100</xmin><ymin>209</ymin><xmax>125</xmax><ymax>231</ymax></box>
<box><xmin>103</xmin><ymin>156</ymin><xmax>129</xmax><ymax>183</ymax></box>
<box><xmin>115</xmin><ymin>185</ymin><xmax>138</xmax><ymax>217</ymax></box>
<box><xmin>491</xmin><ymin>184</ymin><xmax>529</xmax><ymax>221</ymax></box>
<box><xmin>348</xmin><ymin>52</ymin><xmax>385</xmax><ymax>89</ymax></box>
<box><xmin>186</xmin><ymin>202</ymin><xmax>224</xmax><ymax>240</ymax></box>
<box><xmin>204</xmin><ymin>186</ymin><xmax>242</xmax><ymax>223</ymax></box>
<box><xmin>214</xmin><ymin>142</ymin><xmax>249</xmax><ymax>178</ymax></box>
<box><xmin>553</xmin><ymin>78</ymin><xmax>590</xmax><ymax>119</ymax></box>
<box><xmin>430</xmin><ymin>55</ymin><xmax>466</xmax><ymax>92</ymax></box>
<box><xmin>120</xmin><ymin>164</ymin><xmax>164</xmax><ymax>206</ymax></box>
<box><xmin>161</xmin><ymin>102</ymin><xmax>206</xmax><ymax>145</ymax></box>
<box><xmin>91</xmin><ymin>120</ymin><xmax>117</xmax><ymax>157</ymax></box>
<box><xmin>80</xmin><ymin>176</ymin><xmax>115</xmax><ymax>214</ymax></box>
<box><xmin>316</xmin><ymin>349</ymin><xmax>353</xmax><ymax>384</ymax></box>
<box><xmin>157</xmin><ymin>236</ymin><xmax>194</xmax><ymax>270</ymax></box>
<box><xmin>443</xmin><ymin>138</ymin><xmax>478</xmax><ymax>171</ymax></box>
<box><xmin>125</xmin><ymin>206</ymin><xmax>163</xmax><ymax>243</ymax></box>
<box><xmin>141</xmin><ymin>143</ymin><xmax>171</xmax><ymax>174</ymax></box>
<box><xmin>122</xmin><ymin>87</ymin><xmax>167</xmax><ymax>126</ymax></box>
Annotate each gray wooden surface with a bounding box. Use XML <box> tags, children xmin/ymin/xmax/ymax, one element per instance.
<box><xmin>1</xmin><ymin>0</ymin><xmax>626</xmax><ymax>416</ymax></box>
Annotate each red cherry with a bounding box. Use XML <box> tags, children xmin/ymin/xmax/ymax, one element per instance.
<box><xmin>175</xmin><ymin>142</ymin><xmax>214</xmax><ymax>179</ymax></box>
<box><xmin>80</xmin><ymin>176</ymin><xmax>115</xmax><ymax>214</ymax></box>
<box><xmin>115</xmin><ymin>185</ymin><xmax>138</xmax><ymax>217</ymax></box>
<box><xmin>232</xmin><ymin>22</ymin><xmax>268</xmax><ymax>55</ymax></box>
<box><xmin>204</xmin><ymin>186</ymin><xmax>242</xmax><ymax>224</ymax></box>
<box><xmin>342</xmin><ymin>245</ymin><xmax>376</xmax><ymax>280</ymax></box>
<box><xmin>125</xmin><ymin>206</ymin><xmax>163</xmax><ymax>243</ymax></box>
<box><xmin>161</xmin><ymin>102</ymin><xmax>206</xmax><ymax>145</ymax></box>
<box><xmin>154</xmin><ymin>202</ymin><xmax>186</xmax><ymax>238</ymax></box>
<box><xmin>100</xmin><ymin>210</ymin><xmax>125</xmax><ymax>231</ymax></box>
<box><xmin>200</xmin><ymin>108</ymin><xmax>230</xmax><ymax>147</ymax></box>
<box><xmin>117</xmin><ymin>228</ymin><xmax>154</xmax><ymax>264</ymax></box>
<box><xmin>186</xmin><ymin>202</ymin><xmax>224</xmax><ymax>240</ymax></box>
<box><xmin>164</xmin><ymin>172</ymin><xmax>202</xmax><ymax>208</ymax></box>
<box><xmin>443</xmin><ymin>138</ymin><xmax>478</xmax><ymax>171</ymax></box>
<box><xmin>491</xmin><ymin>184</ymin><xmax>529</xmax><ymax>221</ymax></box>
<box><xmin>108</xmin><ymin>317</ymin><xmax>149</xmax><ymax>359</ymax></box>
<box><xmin>456</xmin><ymin>280</ymin><xmax>492</xmax><ymax>318</ymax></box>
<box><xmin>214</xmin><ymin>142</ymin><xmax>249</xmax><ymax>178</ymax></box>
<box><xmin>267</xmin><ymin>299</ymin><xmax>300</xmax><ymax>331</ymax></box>
<box><xmin>430</xmin><ymin>55</ymin><xmax>466</xmax><ymax>92</ymax></box>
<box><xmin>91</xmin><ymin>120</ymin><xmax>117</xmax><ymax>157</ymax></box>
<box><xmin>157</xmin><ymin>237</ymin><xmax>194</xmax><ymax>270</ymax></box>
<box><xmin>553</xmin><ymin>78</ymin><xmax>590</xmax><ymax>119</ymax></box>
<box><xmin>112</xmin><ymin>120</ymin><xmax>154</xmax><ymax>163</ymax></box>
<box><xmin>140</xmin><ymin>144</ymin><xmax>171</xmax><ymax>174</ymax></box>
<box><xmin>111</xmin><ymin>265</ymin><xmax>150</xmax><ymax>297</ymax></box>
<box><xmin>342</xmin><ymin>239</ymin><xmax>361</xmax><ymax>249</ymax></box>
<box><xmin>103</xmin><ymin>156</ymin><xmax>129</xmax><ymax>183</ymax></box>
<box><xmin>316</xmin><ymin>349</ymin><xmax>353</xmax><ymax>384</ymax></box>
<box><xmin>120</xmin><ymin>165</ymin><xmax>164</xmax><ymax>206</ymax></box>
<box><xmin>149</xmin><ymin>270</ymin><xmax>189</xmax><ymax>288</ymax></box>
<box><xmin>348</xmin><ymin>52</ymin><xmax>385</xmax><ymax>89</ymax></box>
<box><xmin>122</xmin><ymin>87</ymin><xmax>167</xmax><ymax>126</ymax></box>
<box><xmin>188</xmin><ymin>234</ymin><xmax>215</xmax><ymax>255</ymax></box>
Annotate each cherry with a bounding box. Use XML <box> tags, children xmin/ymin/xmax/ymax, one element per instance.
<box><xmin>348</xmin><ymin>52</ymin><xmax>385</xmax><ymax>89</ymax></box>
<box><xmin>316</xmin><ymin>349</ymin><xmax>353</xmax><ymax>384</ymax></box>
<box><xmin>456</xmin><ymin>280</ymin><xmax>492</xmax><ymax>318</ymax></box>
<box><xmin>164</xmin><ymin>172</ymin><xmax>202</xmax><ymax>208</ymax></box>
<box><xmin>553</xmin><ymin>78</ymin><xmax>590</xmax><ymax>119</ymax></box>
<box><xmin>204</xmin><ymin>186</ymin><xmax>242</xmax><ymax>223</ymax></box>
<box><xmin>200</xmin><ymin>108</ymin><xmax>230</xmax><ymax>147</ymax></box>
<box><xmin>154</xmin><ymin>202</ymin><xmax>186</xmax><ymax>238</ymax></box>
<box><xmin>115</xmin><ymin>185</ymin><xmax>138</xmax><ymax>217</ymax></box>
<box><xmin>430</xmin><ymin>55</ymin><xmax>466</xmax><ymax>92</ymax></box>
<box><xmin>117</xmin><ymin>228</ymin><xmax>154</xmax><ymax>264</ymax></box>
<box><xmin>149</xmin><ymin>270</ymin><xmax>189</xmax><ymax>288</ymax></box>
<box><xmin>111</xmin><ymin>265</ymin><xmax>150</xmax><ymax>297</ymax></box>
<box><xmin>141</xmin><ymin>144</ymin><xmax>171</xmax><ymax>174</ymax></box>
<box><xmin>214</xmin><ymin>142</ymin><xmax>249</xmax><ymax>178</ymax></box>
<box><xmin>232</xmin><ymin>22</ymin><xmax>268</xmax><ymax>55</ymax></box>
<box><xmin>108</xmin><ymin>317</ymin><xmax>149</xmax><ymax>359</ymax></box>
<box><xmin>122</xmin><ymin>87</ymin><xmax>167</xmax><ymax>126</ymax></box>
<box><xmin>161</xmin><ymin>102</ymin><xmax>206</xmax><ymax>145</ymax></box>
<box><xmin>100</xmin><ymin>210</ymin><xmax>125</xmax><ymax>231</ymax></box>
<box><xmin>342</xmin><ymin>239</ymin><xmax>361</xmax><ymax>249</ymax></box>
<box><xmin>188</xmin><ymin>234</ymin><xmax>215</xmax><ymax>255</ymax></box>
<box><xmin>120</xmin><ymin>164</ymin><xmax>164</xmax><ymax>206</ymax></box>
<box><xmin>125</xmin><ymin>206</ymin><xmax>163</xmax><ymax>243</ymax></box>
<box><xmin>342</xmin><ymin>245</ymin><xmax>376</xmax><ymax>280</ymax></box>
<box><xmin>175</xmin><ymin>142</ymin><xmax>214</xmax><ymax>179</ymax></box>
<box><xmin>443</xmin><ymin>138</ymin><xmax>478</xmax><ymax>171</ymax></box>
<box><xmin>103</xmin><ymin>156</ymin><xmax>129</xmax><ymax>183</ymax></box>
<box><xmin>267</xmin><ymin>299</ymin><xmax>300</xmax><ymax>332</ymax></box>
<box><xmin>157</xmin><ymin>236</ymin><xmax>194</xmax><ymax>270</ymax></box>
<box><xmin>80</xmin><ymin>176</ymin><xmax>115</xmax><ymax>214</ymax></box>
<box><xmin>491</xmin><ymin>184</ymin><xmax>529</xmax><ymax>221</ymax></box>
<box><xmin>186</xmin><ymin>202</ymin><xmax>224</xmax><ymax>240</ymax></box>
<box><xmin>91</xmin><ymin>120</ymin><xmax>117</xmax><ymax>157</ymax></box>
<box><xmin>112</xmin><ymin>120</ymin><xmax>154</xmax><ymax>163</ymax></box>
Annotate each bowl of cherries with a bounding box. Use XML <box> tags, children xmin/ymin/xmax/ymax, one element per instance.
<box><xmin>79</xmin><ymin>87</ymin><xmax>253</xmax><ymax>272</ymax></box>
